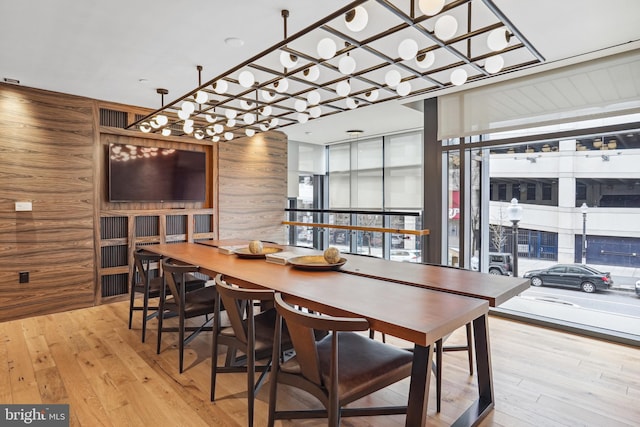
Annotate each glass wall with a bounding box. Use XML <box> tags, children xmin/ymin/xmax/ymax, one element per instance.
<box><xmin>448</xmin><ymin>127</ymin><xmax>640</xmax><ymax>338</ymax></box>
<box><xmin>323</xmin><ymin>131</ymin><xmax>423</xmax><ymax>260</ymax></box>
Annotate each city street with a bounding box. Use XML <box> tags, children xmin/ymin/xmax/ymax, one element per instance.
<box><xmin>519</xmin><ymin>286</ymin><xmax>640</xmax><ymax>317</ymax></box>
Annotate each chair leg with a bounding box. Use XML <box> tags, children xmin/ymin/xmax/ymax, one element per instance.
<box><xmin>179</xmin><ymin>313</ymin><xmax>185</xmax><ymax>373</ymax></box>
<box><xmin>436</xmin><ymin>338</ymin><xmax>443</xmax><ymax>413</ymax></box>
<box><xmin>267</xmin><ymin>316</ymin><xmax>282</xmax><ymax>427</ymax></box>
<box><xmin>156</xmin><ymin>303</ymin><xmax>164</xmax><ymax>355</ymax></box>
<box><xmin>465</xmin><ymin>322</ymin><xmax>474</xmax><ymax>376</ymax></box>
<box><xmin>128</xmin><ymin>285</ymin><xmax>136</xmax><ymax>330</ymax></box>
<box><xmin>141</xmin><ymin>286</ymin><xmax>150</xmax><ymax>343</ymax></box>
<box><xmin>247</xmin><ymin>345</ymin><xmax>255</xmax><ymax>426</ymax></box>
<box><xmin>368</xmin><ymin>329</ymin><xmax>386</xmax><ymax>343</ymax></box>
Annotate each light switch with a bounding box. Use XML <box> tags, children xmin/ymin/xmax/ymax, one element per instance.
<box><xmin>15</xmin><ymin>201</ymin><xmax>33</xmax><ymax>212</ymax></box>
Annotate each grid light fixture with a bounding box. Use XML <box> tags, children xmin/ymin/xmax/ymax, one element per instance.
<box><xmin>128</xmin><ymin>0</ymin><xmax>544</xmax><ymax>141</ymax></box>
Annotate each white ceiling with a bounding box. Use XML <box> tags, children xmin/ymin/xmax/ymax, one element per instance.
<box><xmin>2</xmin><ymin>0</ymin><xmax>639</xmax><ymax>145</ymax></box>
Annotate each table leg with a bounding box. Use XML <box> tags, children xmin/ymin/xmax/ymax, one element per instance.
<box><xmin>405</xmin><ymin>343</ymin><xmax>433</xmax><ymax>427</ymax></box>
<box><xmin>452</xmin><ymin>314</ymin><xmax>494</xmax><ymax>427</ymax></box>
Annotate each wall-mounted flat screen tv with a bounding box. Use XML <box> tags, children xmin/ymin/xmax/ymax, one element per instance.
<box><xmin>108</xmin><ymin>143</ymin><xmax>206</xmax><ymax>202</ymax></box>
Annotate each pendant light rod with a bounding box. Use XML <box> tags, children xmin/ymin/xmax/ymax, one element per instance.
<box><xmin>156</xmin><ymin>88</ymin><xmax>168</xmax><ymax>107</ymax></box>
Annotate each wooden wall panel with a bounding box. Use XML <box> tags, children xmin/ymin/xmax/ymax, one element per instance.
<box><xmin>0</xmin><ymin>84</ymin><xmax>95</xmax><ymax>321</ymax></box>
<box><xmin>218</xmin><ymin>131</ymin><xmax>287</xmax><ymax>243</ymax></box>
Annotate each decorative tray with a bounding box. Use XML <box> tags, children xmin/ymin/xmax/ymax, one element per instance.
<box><xmin>287</xmin><ymin>255</ymin><xmax>347</xmax><ymax>270</ymax></box>
<box><xmin>234</xmin><ymin>246</ymin><xmax>283</xmax><ymax>259</ymax></box>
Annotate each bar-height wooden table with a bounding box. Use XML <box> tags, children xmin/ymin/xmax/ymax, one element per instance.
<box><xmin>339</xmin><ymin>254</ymin><xmax>531</xmax><ymax>307</ymax></box>
<box><xmin>200</xmin><ymin>240</ymin><xmax>531</xmax><ymax>307</ymax></box>
<box><xmin>144</xmin><ymin>242</ymin><xmax>490</xmax><ymax>426</ymax></box>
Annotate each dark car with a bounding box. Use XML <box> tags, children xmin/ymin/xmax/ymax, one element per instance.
<box><xmin>523</xmin><ymin>264</ymin><xmax>613</xmax><ymax>293</ymax></box>
<box><xmin>488</xmin><ymin>252</ymin><xmax>513</xmax><ymax>276</ymax></box>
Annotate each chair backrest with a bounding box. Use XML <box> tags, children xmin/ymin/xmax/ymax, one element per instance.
<box><xmin>214</xmin><ymin>274</ymin><xmax>275</xmax><ymax>345</ymax></box>
<box><xmin>133</xmin><ymin>249</ymin><xmax>162</xmax><ymax>286</ymax></box>
<box><xmin>273</xmin><ymin>293</ymin><xmax>369</xmax><ymax>387</ymax></box>
<box><xmin>162</xmin><ymin>258</ymin><xmax>200</xmax><ymax>310</ymax></box>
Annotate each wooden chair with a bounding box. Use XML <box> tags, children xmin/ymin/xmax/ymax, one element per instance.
<box><xmin>129</xmin><ymin>249</ymin><xmax>163</xmax><ymax>343</ymax></box>
<box><xmin>267</xmin><ymin>293</ymin><xmax>413</xmax><ymax>427</ymax></box>
<box><xmin>210</xmin><ymin>274</ymin><xmax>292</xmax><ymax>427</ymax></box>
<box><xmin>129</xmin><ymin>249</ymin><xmax>206</xmax><ymax>343</ymax></box>
<box><xmin>157</xmin><ymin>258</ymin><xmax>217</xmax><ymax>373</ymax></box>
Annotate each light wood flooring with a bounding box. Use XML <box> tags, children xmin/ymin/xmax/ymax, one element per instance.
<box><xmin>1</xmin><ymin>300</ymin><xmax>638</xmax><ymax>426</ymax></box>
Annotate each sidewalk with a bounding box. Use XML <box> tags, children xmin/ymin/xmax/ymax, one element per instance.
<box><xmin>517</xmin><ymin>258</ymin><xmax>638</xmax><ymax>292</ymax></box>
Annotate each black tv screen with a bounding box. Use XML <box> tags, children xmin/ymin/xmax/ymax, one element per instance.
<box><xmin>108</xmin><ymin>143</ymin><xmax>206</xmax><ymax>202</ymax></box>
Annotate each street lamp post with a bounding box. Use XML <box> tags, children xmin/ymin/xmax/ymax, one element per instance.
<box><xmin>506</xmin><ymin>198</ymin><xmax>523</xmax><ymax>277</ymax></box>
<box><xmin>580</xmin><ymin>202</ymin><xmax>588</xmax><ymax>264</ymax></box>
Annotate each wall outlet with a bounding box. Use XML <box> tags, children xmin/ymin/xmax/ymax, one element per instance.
<box><xmin>19</xmin><ymin>271</ymin><xmax>29</xmax><ymax>283</ymax></box>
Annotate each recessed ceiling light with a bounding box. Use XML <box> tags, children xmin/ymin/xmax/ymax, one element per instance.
<box><xmin>138</xmin><ymin>78</ymin><xmax>149</xmax><ymax>84</ymax></box>
<box><xmin>225</xmin><ymin>37</ymin><xmax>245</xmax><ymax>47</ymax></box>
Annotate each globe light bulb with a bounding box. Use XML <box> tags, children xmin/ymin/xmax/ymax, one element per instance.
<box><xmin>317</xmin><ymin>38</ymin><xmax>337</xmax><ymax>59</ymax></box>
<box><xmin>274</xmin><ymin>78</ymin><xmax>289</xmax><ymax>93</ymax></box>
<box><xmin>487</xmin><ymin>28</ymin><xmax>510</xmax><ymax>51</ymax></box>
<box><xmin>344</xmin><ymin>6</ymin><xmax>368</xmax><ymax>32</ymax></box>
<box><xmin>297</xmin><ymin>113</ymin><xmax>309</xmax><ymax>123</ymax></box>
<box><xmin>418</xmin><ymin>0</ymin><xmax>444</xmax><ymax>16</ymax></box>
<box><xmin>212</xmin><ymin>80</ymin><xmax>228</xmax><ymax>94</ymax></box>
<box><xmin>336</xmin><ymin>80</ymin><xmax>351</xmax><ymax>97</ymax></box>
<box><xmin>346</xmin><ymin>98</ymin><xmax>358</xmax><ymax>109</ymax></box>
<box><xmin>364</xmin><ymin>89</ymin><xmax>379</xmax><ymax>102</ymax></box>
<box><xmin>260</xmin><ymin>89</ymin><xmax>276</xmax><ymax>102</ymax></box>
<box><xmin>279</xmin><ymin>51</ymin><xmax>298</xmax><ymax>69</ymax></box>
<box><xmin>302</xmin><ymin>65</ymin><xmax>320</xmax><ymax>82</ymax></box>
<box><xmin>308</xmin><ymin>106</ymin><xmax>321</xmax><ymax>118</ymax></box>
<box><xmin>224</xmin><ymin>132</ymin><xmax>234</xmax><ymax>141</ymax></box>
<box><xmin>156</xmin><ymin>114</ymin><xmax>168</xmax><ymax>126</ymax></box>
<box><xmin>246</xmin><ymin>129</ymin><xmax>255</xmax><ymax>137</ymax></box>
<box><xmin>307</xmin><ymin>90</ymin><xmax>321</xmax><ymax>105</ymax></box>
<box><xmin>181</xmin><ymin>101</ymin><xmax>195</xmax><ymax>114</ymax></box>
<box><xmin>485</xmin><ymin>55</ymin><xmax>504</xmax><ymax>74</ymax></box>
<box><xmin>434</xmin><ymin>15</ymin><xmax>458</xmax><ymax>40</ymax></box>
<box><xmin>294</xmin><ymin>99</ymin><xmax>307</xmax><ymax>112</ymax></box>
<box><xmin>398</xmin><ymin>39</ymin><xmax>419</xmax><ymax>61</ymax></box>
<box><xmin>416</xmin><ymin>51</ymin><xmax>435</xmax><ymax>69</ymax></box>
<box><xmin>385</xmin><ymin>69</ymin><xmax>402</xmax><ymax>88</ymax></box>
<box><xmin>243</xmin><ymin>112</ymin><xmax>256</xmax><ymax>125</ymax></box>
<box><xmin>240</xmin><ymin>100</ymin><xmax>254</xmax><ymax>110</ymax></box>
<box><xmin>260</xmin><ymin>105</ymin><xmax>272</xmax><ymax>116</ymax></box>
<box><xmin>238</xmin><ymin>70</ymin><xmax>255</xmax><ymax>88</ymax></box>
<box><xmin>450</xmin><ymin>68</ymin><xmax>468</xmax><ymax>86</ymax></box>
<box><xmin>338</xmin><ymin>55</ymin><xmax>356</xmax><ymax>75</ymax></box>
<box><xmin>195</xmin><ymin>90</ymin><xmax>208</xmax><ymax>104</ymax></box>
<box><xmin>396</xmin><ymin>80</ymin><xmax>411</xmax><ymax>96</ymax></box>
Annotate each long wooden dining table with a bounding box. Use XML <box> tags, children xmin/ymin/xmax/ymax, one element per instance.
<box><xmin>143</xmin><ymin>241</ymin><xmax>527</xmax><ymax>427</ymax></box>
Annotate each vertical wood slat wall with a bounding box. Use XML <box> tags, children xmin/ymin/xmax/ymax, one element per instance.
<box><xmin>0</xmin><ymin>83</ymin><xmax>289</xmax><ymax>321</ymax></box>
